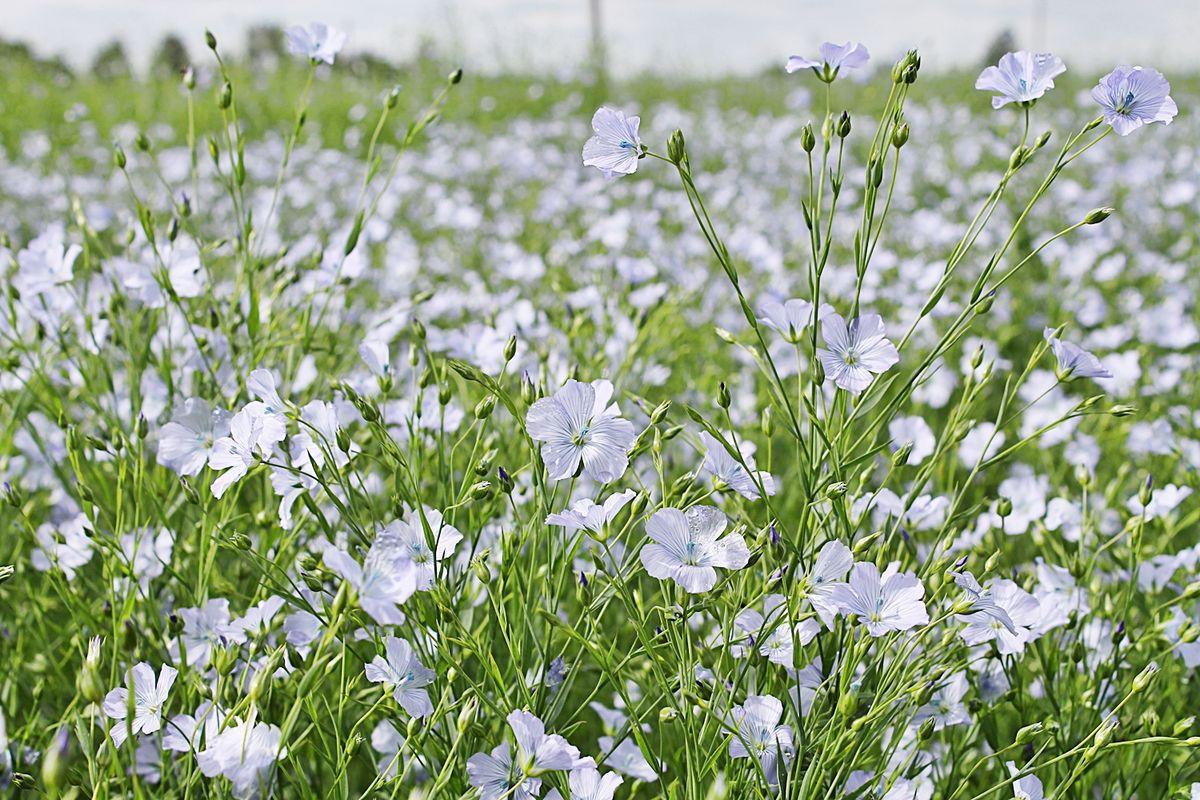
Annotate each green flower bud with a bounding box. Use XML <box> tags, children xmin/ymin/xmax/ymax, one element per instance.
<box><xmin>800</xmin><ymin>123</ymin><xmax>816</xmax><ymax>153</ymax></box>
<box><xmin>892</xmin><ymin>122</ymin><xmax>909</xmax><ymax>149</ymax></box>
<box><xmin>1084</xmin><ymin>207</ymin><xmax>1114</xmax><ymax>225</ymax></box>
<box><xmin>836</xmin><ymin>111</ymin><xmax>852</xmax><ymax>138</ymax></box>
<box><xmin>667</xmin><ymin>129</ymin><xmax>686</xmax><ymax>165</ymax></box>
<box><xmin>474</xmin><ymin>395</ymin><xmax>496</xmax><ymax>420</ymax></box>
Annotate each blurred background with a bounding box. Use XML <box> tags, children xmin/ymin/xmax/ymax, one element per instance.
<box><xmin>5</xmin><ymin>0</ymin><xmax>1200</xmax><ymax>78</ymax></box>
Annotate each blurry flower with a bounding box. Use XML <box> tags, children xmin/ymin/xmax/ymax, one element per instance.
<box><xmin>323</xmin><ymin>543</ymin><xmax>418</xmax><ymax>626</ymax></box>
<box><xmin>359</xmin><ymin>339</ymin><xmax>391</xmax><ymax>378</ymax></box>
<box><xmin>284</xmin><ymin>23</ymin><xmax>347</xmax><ymax>65</ymax></box>
<box><xmin>365</xmin><ymin>636</ymin><xmax>436</xmax><ymax>718</ymax></box>
<box><xmin>975</xmin><ymin>52</ymin><xmax>1066</xmax><ymax>108</ymax></box>
<box><xmin>786</xmin><ymin>42</ymin><xmax>870</xmax><ymax>80</ymax></box>
<box><xmin>889</xmin><ymin>415</ymin><xmax>936</xmax><ymax>465</ymax></box>
<box><xmin>699</xmin><ymin>431</ymin><xmax>775</xmax><ymax>501</ymax></box>
<box><xmin>1044</xmin><ymin>328</ymin><xmax>1111</xmax><ymax>380</ymax></box>
<box><xmin>526</xmin><ymin>379</ymin><xmax>637</xmax><ymax>483</ymax></box>
<box><xmin>545</xmin><ymin>490</ymin><xmax>636</xmax><ymax>533</ymax></box>
<box><xmin>158</xmin><ymin>398</ymin><xmax>231</xmax><ymax>477</ymax></box>
<box><xmin>197</xmin><ymin>719</ymin><xmax>285</xmax><ymax>800</ymax></box>
<box><xmin>1092</xmin><ymin>66</ymin><xmax>1177</xmax><ymax>135</ymax></box>
<box><xmin>817</xmin><ymin>312</ymin><xmax>900</xmax><ymax>395</ymax></box>
<box><xmin>582</xmin><ymin>107</ymin><xmax>642</xmax><ymax>178</ymax></box>
<box><xmin>758</xmin><ymin>298</ymin><xmax>833</xmax><ymax>343</ymax></box>
<box><xmin>640</xmin><ymin>506</ymin><xmax>750</xmax><ymax>593</ymax></box>
<box><xmin>31</xmin><ymin>514</ymin><xmax>93</xmax><ymax>579</ymax></box>
<box><xmin>545</xmin><ymin>768</ymin><xmax>623</xmax><ymax>800</ymax></box>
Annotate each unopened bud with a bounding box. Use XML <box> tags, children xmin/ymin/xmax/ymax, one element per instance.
<box><xmin>667</xmin><ymin>129</ymin><xmax>686</xmax><ymax>165</ymax></box>
<box><xmin>1084</xmin><ymin>207</ymin><xmax>1114</xmax><ymax>225</ymax></box>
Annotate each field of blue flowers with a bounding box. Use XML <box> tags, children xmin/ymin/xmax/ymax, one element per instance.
<box><xmin>1</xmin><ymin>24</ymin><xmax>1199</xmax><ymax>800</ymax></box>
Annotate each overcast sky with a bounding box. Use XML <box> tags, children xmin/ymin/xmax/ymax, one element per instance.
<box><xmin>7</xmin><ymin>0</ymin><xmax>1199</xmax><ymax>76</ymax></box>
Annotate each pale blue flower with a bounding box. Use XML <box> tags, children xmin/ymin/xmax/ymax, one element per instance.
<box><xmin>975</xmin><ymin>51</ymin><xmax>1065</xmax><ymax>108</ymax></box>
<box><xmin>1092</xmin><ymin>65</ymin><xmax>1177</xmax><ymax>135</ymax></box>
<box><xmin>786</xmin><ymin>42</ymin><xmax>870</xmax><ymax>81</ymax></box>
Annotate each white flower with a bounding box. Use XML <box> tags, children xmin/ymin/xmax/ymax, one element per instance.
<box><xmin>197</xmin><ymin>719</ymin><xmax>286</xmax><ymax>800</ymax></box>
<box><xmin>14</xmin><ymin>228</ymin><xmax>80</xmax><ymax>297</ymax></box>
<box><xmin>507</xmin><ymin>709</ymin><xmax>587</xmax><ymax>775</ymax></box>
<box><xmin>786</xmin><ymin>42</ymin><xmax>870</xmax><ymax>78</ymax></box>
<box><xmin>364</xmin><ymin>636</ymin><xmax>436</xmax><ymax>718</ymax></box>
<box><xmin>359</xmin><ymin>339</ymin><xmax>391</xmax><ymax>378</ymax></box>
<box><xmin>975</xmin><ymin>52</ymin><xmax>1066</xmax><ymax>108</ymax></box>
<box><xmin>174</xmin><ymin>598</ymin><xmax>237</xmax><ymax>668</ymax></box>
<box><xmin>102</xmin><ymin>662</ymin><xmax>177</xmax><ymax>746</ymax></box>
<box><xmin>546</xmin><ymin>768</ymin><xmax>624</xmax><ymax>800</ymax></box>
<box><xmin>158</xmin><ymin>398</ymin><xmax>231</xmax><ymax>477</ymax></box>
<box><xmin>117</xmin><ymin>527</ymin><xmax>174</xmax><ymax>593</ymax></box>
<box><xmin>598</xmin><ymin>736</ymin><xmax>657</xmax><ymax>782</ymax></box>
<box><xmin>284</xmin><ymin>23</ymin><xmax>347</xmax><ymax>65</ymax></box>
<box><xmin>467</xmin><ymin>743</ymin><xmax>540</xmax><ymax>800</ymax></box>
<box><xmin>831</xmin><ymin>562</ymin><xmax>929</xmax><ymax>636</ymax></box>
<box><xmin>699</xmin><ymin>431</ymin><xmax>775</xmax><ymax>501</ymax></box>
<box><xmin>1007</xmin><ymin>761</ymin><xmax>1045</xmax><ymax>800</ymax></box>
<box><xmin>640</xmin><ymin>506</ymin><xmax>750</xmax><ymax>593</ymax></box>
<box><xmin>806</xmin><ymin>540</ymin><xmax>853</xmax><ymax>626</ymax></box>
<box><xmin>1044</xmin><ymin>327</ymin><xmax>1111</xmax><ymax>380</ymax></box>
<box><xmin>914</xmin><ymin>671</ymin><xmax>971</xmax><ymax>730</ymax></box>
<box><xmin>731</xmin><ymin>594</ymin><xmax>818</xmax><ymax>668</ymax></box>
<box><xmin>526</xmin><ymin>379</ymin><xmax>637</xmax><ymax>483</ymax></box>
<box><xmin>208</xmin><ymin>409</ymin><xmax>264</xmax><ymax>499</ymax></box>
<box><xmin>758</xmin><ymin>298</ymin><xmax>833</xmax><ymax>343</ymax></box>
<box><xmin>323</xmin><ymin>543</ymin><xmax>418</xmax><ymax>626</ymax></box>
<box><xmin>582</xmin><ymin>107</ymin><xmax>642</xmax><ymax>178</ymax></box>
<box><xmin>817</xmin><ymin>312</ymin><xmax>900</xmax><ymax>395</ymax></box>
<box><xmin>958</xmin><ymin>579</ymin><xmax>1041</xmax><ymax>655</ymax></box>
<box><xmin>545</xmin><ymin>489</ymin><xmax>636</xmax><ymax>533</ymax></box>
<box><xmin>1127</xmin><ymin>484</ymin><xmax>1192</xmax><ymax>520</ymax></box>
<box><xmin>376</xmin><ymin>510</ymin><xmax>463</xmax><ymax>589</ymax></box>
<box><xmin>30</xmin><ymin>513</ymin><xmax>93</xmax><ymax>579</ymax></box>
<box><xmin>728</xmin><ymin>695</ymin><xmax>793</xmax><ymax>783</ymax></box>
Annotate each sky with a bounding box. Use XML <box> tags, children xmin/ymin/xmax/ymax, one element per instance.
<box><xmin>6</xmin><ymin>0</ymin><xmax>1199</xmax><ymax>77</ymax></box>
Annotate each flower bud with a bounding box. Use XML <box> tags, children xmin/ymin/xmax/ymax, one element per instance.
<box><xmin>183</xmin><ymin>66</ymin><xmax>196</xmax><ymax>90</ymax></box>
<box><xmin>474</xmin><ymin>395</ymin><xmax>496</xmax><ymax>420</ymax></box>
<box><xmin>1138</xmin><ymin>476</ymin><xmax>1154</xmax><ymax>507</ymax></box>
<box><xmin>113</xmin><ymin>144</ymin><xmax>127</xmax><ymax>170</ymax></box>
<box><xmin>469</xmin><ymin>481</ymin><xmax>492</xmax><ymax>501</ymax></box>
<box><xmin>503</xmin><ymin>335</ymin><xmax>518</xmax><ymax>362</ymax></box>
<box><xmin>891</xmin><ymin>122</ymin><xmax>909</xmax><ymax>149</ymax></box>
<box><xmin>77</xmin><ymin>636</ymin><xmax>106</xmax><ymax>704</ymax></box>
<box><xmin>800</xmin><ymin>124</ymin><xmax>816</xmax><ymax>153</ymax></box>
<box><xmin>836</xmin><ymin>111</ymin><xmax>852</xmax><ymax>138</ymax></box>
<box><xmin>205</xmin><ymin>30</ymin><xmax>217</xmax><ymax>50</ymax></box>
<box><xmin>449</xmin><ymin>68</ymin><xmax>463</xmax><ymax>84</ymax></box>
<box><xmin>1084</xmin><ymin>207</ymin><xmax>1114</xmax><ymax>225</ymax></box>
<box><xmin>996</xmin><ymin>497</ymin><xmax>1013</xmax><ymax>518</ymax></box>
<box><xmin>716</xmin><ymin>382</ymin><xmax>730</xmax><ymax>410</ymax></box>
<box><xmin>218</xmin><ymin>82</ymin><xmax>232</xmax><ymax>110</ymax></box>
<box><xmin>667</xmin><ymin>129</ymin><xmax>686</xmax><ymax>165</ymax></box>
<box><xmin>1131</xmin><ymin>661</ymin><xmax>1158</xmax><ymax>693</ymax></box>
